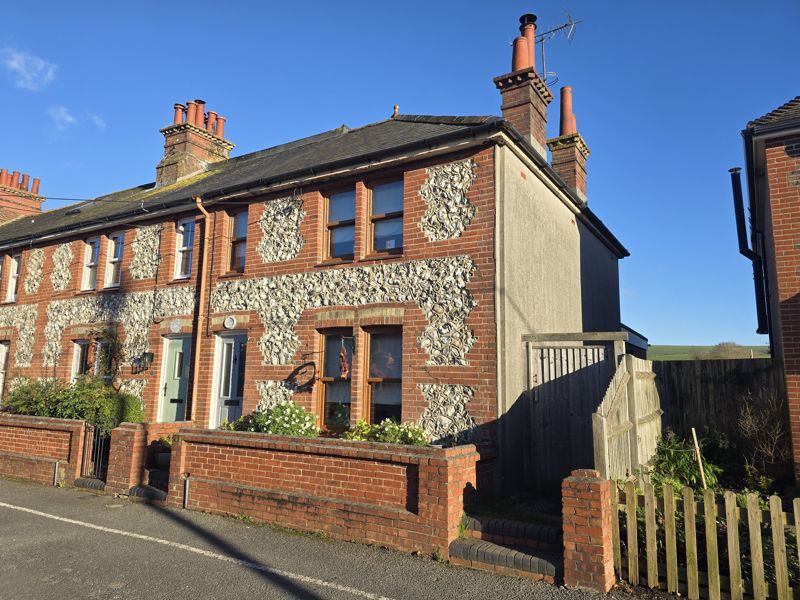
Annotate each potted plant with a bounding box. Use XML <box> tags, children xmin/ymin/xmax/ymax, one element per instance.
<box><xmin>155</xmin><ymin>435</ymin><xmax>172</xmax><ymax>470</ymax></box>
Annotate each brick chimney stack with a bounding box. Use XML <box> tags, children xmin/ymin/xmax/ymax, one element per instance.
<box><xmin>547</xmin><ymin>86</ymin><xmax>590</xmax><ymax>202</ymax></box>
<box><xmin>493</xmin><ymin>13</ymin><xmax>553</xmax><ymax>159</ymax></box>
<box><xmin>155</xmin><ymin>99</ymin><xmax>234</xmax><ymax>187</ymax></box>
<box><xmin>0</xmin><ymin>167</ymin><xmax>44</xmax><ymax>224</ymax></box>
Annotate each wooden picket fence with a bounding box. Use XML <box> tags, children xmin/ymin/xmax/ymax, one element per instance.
<box><xmin>613</xmin><ymin>479</ymin><xmax>800</xmax><ymax>600</ymax></box>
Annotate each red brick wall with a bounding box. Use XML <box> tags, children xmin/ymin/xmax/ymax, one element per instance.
<box><xmin>561</xmin><ymin>469</ymin><xmax>615</xmax><ymax>592</ymax></box>
<box><xmin>168</xmin><ymin>429</ymin><xmax>479</xmax><ymax>556</ymax></box>
<box><xmin>0</xmin><ymin>413</ymin><xmax>85</xmax><ymax>484</ymax></box>
<box><xmin>106</xmin><ymin>421</ymin><xmax>186</xmax><ymax>494</ymax></box>
<box><xmin>764</xmin><ymin>135</ymin><xmax>800</xmax><ymax>478</ymax></box>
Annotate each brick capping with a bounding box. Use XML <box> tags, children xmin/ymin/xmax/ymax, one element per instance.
<box><xmin>167</xmin><ymin>428</ymin><xmax>479</xmax><ymax>557</ymax></box>
<box><xmin>561</xmin><ymin>468</ymin><xmax>615</xmax><ymax>593</ymax></box>
<box><xmin>0</xmin><ymin>413</ymin><xmax>86</xmax><ymax>485</ymax></box>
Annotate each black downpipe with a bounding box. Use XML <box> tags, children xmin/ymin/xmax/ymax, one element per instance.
<box><xmin>730</xmin><ymin>167</ymin><xmax>769</xmax><ymax>335</ymax></box>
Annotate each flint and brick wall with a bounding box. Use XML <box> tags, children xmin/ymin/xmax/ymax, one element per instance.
<box><xmin>167</xmin><ymin>429</ymin><xmax>479</xmax><ymax>556</ymax></box>
<box><xmin>0</xmin><ymin>413</ymin><xmax>85</xmax><ymax>485</ymax></box>
<box><xmin>561</xmin><ymin>469</ymin><xmax>615</xmax><ymax>593</ymax></box>
<box><xmin>764</xmin><ymin>134</ymin><xmax>800</xmax><ymax>479</ymax></box>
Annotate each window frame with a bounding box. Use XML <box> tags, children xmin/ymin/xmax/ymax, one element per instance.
<box><xmin>5</xmin><ymin>253</ymin><xmax>21</xmax><ymax>302</ymax></box>
<box><xmin>81</xmin><ymin>237</ymin><xmax>101</xmax><ymax>291</ymax></box>
<box><xmin>317</xmin><ymin>328</ymin><xmax>354</xmax><ymax>432</ymax></box>
<box><xmin>364</xmin><ymin>326</ymin><xmax>403</xmax><ymax>425</ymax></box>
<box><xmin>323</xmin><ymin>188</ymin><xmax>356</xmax><ymax>262</ymax></box>
<box><xmin>173</xmin><ymin>218</ymin><xmax>195</xmax><ymax>280</ymax></box>
<box><xmin>104</xmin><ymin>232</ymin><xmax>125</xmax><ymax>288</ymax></box>
<box><xmin>367</xmin><ymin>179</ymin><xmax>404</xmax><ymax>256</ymax></box>
<box><xmin>228</xmin><ymin>210</ymin><xmax>248</xmax><ymax>273</ymax></box>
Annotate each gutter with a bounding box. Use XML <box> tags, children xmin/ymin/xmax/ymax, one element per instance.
<box><xmin>188</xmin><ymin>196</ymin><xmax>211</xmax><ymax>423</ymax></box>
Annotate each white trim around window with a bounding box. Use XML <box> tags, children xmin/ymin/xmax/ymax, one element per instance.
<box><xmin>104</xmin><ymin>232</ymin><xmax>124</xmax><ymax>288</ymax></box>
<box><xmin>174</xmin><ymin>218</ymin><xmax>195</xmax><ymax>280</ymax></box>
<box><xmin>5</xmin><ymin>253</ymin><xmax>21</xmax><ymax>302</ymax></box>
<box><xmin>71</xmin><ymin>339</ymin><xmax>92</xmax><ymax>381</ymax></box>
<box><xmin>82</xmin><ymin>237</ymin><xmax>101</xmax><ymax>291</ymax></box>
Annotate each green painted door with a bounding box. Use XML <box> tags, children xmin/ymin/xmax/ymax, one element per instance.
<box><xmin>159</xmin><ymin>336</ymin><xmax>191</xmax><ymax>422</ymax></box>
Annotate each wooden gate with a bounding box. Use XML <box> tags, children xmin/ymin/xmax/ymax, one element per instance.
<box><xmin>593</xmin><ymin>355</ymin><xmax>663</xmax><ymax>480</ymax></box>
<box><xmin>523</xmin><ymin>339</ymin><xmax>618</xmax><ymax>490</ymax></box>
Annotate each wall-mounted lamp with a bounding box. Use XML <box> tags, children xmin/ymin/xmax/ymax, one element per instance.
<box><xmin>131</xmin><ymin>351</ymin><xmax>155</xmax><ymax>373</ymax></box>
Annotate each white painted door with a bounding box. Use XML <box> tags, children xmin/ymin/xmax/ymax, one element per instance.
<box><xmin>0</xmin><ymin>342</ymin><xmax>9</xmax><ymax>404</ymax></box>
<box><xmin>159</xmin><ymin>336</ymin><xmax>192</xmax><ymax>422</ymax></box>
<box><xmin>214</xmin><ymin>333</ymin><xmax>247</xmax><ymax>427</ymax></box>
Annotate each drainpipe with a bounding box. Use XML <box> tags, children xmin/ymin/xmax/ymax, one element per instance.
<box><xmin>729</xmin><ymin>167</ymin><xmax>769</xmax><ymax>335</ymax></box>
<box><xmin>188</xmin><ymin>196</ymin><xmax>212</xmax><ymax>423</ymax></box>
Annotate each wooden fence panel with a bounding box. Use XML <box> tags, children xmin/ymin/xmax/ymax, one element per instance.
<box><xmin>652</xmin><ymin>358</ymin><xmax>784</xmax><ymax>441</ymax></box>
<box><xmin>725</xmin><ymin>491</ymin><xmax>744</xmax><ymax>600</ymax></box>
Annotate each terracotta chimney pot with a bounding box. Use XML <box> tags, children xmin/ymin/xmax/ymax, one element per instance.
<box><xmin>173</xmin><ymin>103</ymin><xmax>186</xmax><ymax>125</ymax></box>
<box><xmin>31</xmin><ymin>178</ymin><xmax>40</xmax><ymax>195</ymax></box>
<box><xmin>216</xmin><ymin>115</ymin><xmax>226</xmax><ymax>139</ymax></box>
<box><xmin>11</xmin><ymin>171</ymin><xmax>20</xmax><ymax>189</ymax></box>
<box><xmin>21</xmin><ymin>174</ymin><xmax>30</xmax><ymax>192</ymax></box>
<box><xmin>512</xmin><ymin>36</ymin><xmax>531</xmax><ymax>72</ymax></box>
<box><xmin>206</xmin><ymin>110</ymin><xmax>218</xmax><ymax>134</ymax></box>
<box><xmin>186</xmin><ymin>101</ymin><xmax>198</xmax><ymax>126</ymax></box>
<box><xmin>194</xmin><ymin>99</ymin><xmax>206</xmax><ymax>127</ymax></box>
<box><xmin>560</xmin><ymin>86</ymin><xmax>576</xmax><ymax>136</ymax></box>
<box><xmin>519</xmin><ymin>14</ymin><xmax>537</xmax><ymax>70</ymax></box>
<box><xmin>0</xmin><ymin>169</ymin><xmax>7</xmax><ymax>187</ymax></box>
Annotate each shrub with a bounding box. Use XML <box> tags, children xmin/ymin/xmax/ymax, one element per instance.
<box><xmin>342</xmin><ymin>419</ymin><xmax>430</xmax><ymax>446</ymax></box>
<box><xmin>646</xmin><ymin>430</ymin><xmax>722</xmax><ymax>493</ymax></box>
<box><xmin>227</xmin><ymin>401</ymin><xmax>319</xmax><ymax>437</ymax></box>
<box><xmin>5</xmin><ymin>376</ymin><xmax>143</xmax><ymax>434</ymax></box>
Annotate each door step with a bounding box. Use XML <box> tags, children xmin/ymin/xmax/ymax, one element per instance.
<box><xmin>462</xmin><ymin>515</ymin><xmax>562</xmax><ymax>553</ymax></box>
<box><xmin>449</xmin><ymin>537</ymin><xmax>561</xmax><ymax>583</ymax></box>
<box><xmin>145</xmin><ymin>468</ymin><xmax>169</xmax><ymax>492</ymax></box>
<box><xmin>128</xmin><ymin>485</ymin><xmax>167</xmax><ymax>502</ymax></box>
<box><xmin>74</xmin><ymin>477</ymin><xmax>106</xmax><ymax>491</ymax></box>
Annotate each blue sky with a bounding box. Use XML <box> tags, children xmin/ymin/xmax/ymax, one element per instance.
<box><xmin>1</xmin><ymin>1</ymin><xmax>797</xmax><ymax>346</ymax></box>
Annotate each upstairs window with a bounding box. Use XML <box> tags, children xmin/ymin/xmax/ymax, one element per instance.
<box><xmin>366</xmin><ymin>328</ymin><xmax>402</xmax><ymax>424</ymax></box>
<box><xmin>174</xmin><ymin>219</ymin><xmax>195</xmax><ymax>279</ymax></box>
<box><xmin>229</xmin><ymin>210</ymin><xmax>248</xmax><ymax>272</ymax></box>
<box><xmin>325</xmin><ymin>190</ymin><xmax>355</xmax><ymax>260</ymax></box>
<box><xmin>369</xmin><ymin>180</ymin><xmax>403</xmax><ymax>254</ymax></box>
<box><xmin>105</xmin><ymin>232</ymin><xmax>124</xmax><ymax>288</ymax></box>
<box><xmin>82</xmin><ymin>238</ymin><xmax>100</xmax><ymax>291</ymax></box>
<box><xmin>5</xmin><ymin>254</ymin><xmax>21</xmax><ymax>302</ymax></box>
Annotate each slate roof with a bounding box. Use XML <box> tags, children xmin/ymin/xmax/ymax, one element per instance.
<box><xmin>0</xmin><ymin>115</ymin><xmax>502</xmax><ymax>245</ymax></box>
<box><xmin>748</xmin><ymin>96</ymin><xmax>800</xmax><ymax>128</ymax></box>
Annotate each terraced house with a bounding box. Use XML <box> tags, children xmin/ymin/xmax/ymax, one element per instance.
<box><xmin>0</xmin><ymin>14</ymin><xmax>629</xmax><ymax>494</ymax></box>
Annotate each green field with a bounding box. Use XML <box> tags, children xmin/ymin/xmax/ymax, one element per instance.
<box><xmin>647</xmin><ymin>345</ymin><xmax>771</xmax><ymax>361</ymax></box>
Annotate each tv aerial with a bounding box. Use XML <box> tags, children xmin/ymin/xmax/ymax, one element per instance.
<box><xmin>535</xmin><ymin>13</ymin><xmax>581</xmax><ymax>87</ymax></box>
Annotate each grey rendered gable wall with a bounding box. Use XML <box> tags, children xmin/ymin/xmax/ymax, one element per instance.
<box><xmin>493</xmin><ymin>144</ymin><xmax>620</xmax><ymax>492</ymax></box>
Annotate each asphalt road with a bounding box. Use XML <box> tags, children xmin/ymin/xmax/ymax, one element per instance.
<box><xmin>0</xmin><ymin>477</ymin><xmax>628</xmax><ymax>600</ymax></box>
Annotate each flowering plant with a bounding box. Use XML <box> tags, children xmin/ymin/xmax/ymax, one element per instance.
<box><xmin>224</xmin><ymin>401</ymin><xmax>319</xmax><ymax>438</ymax></box>
<box><xmin>342</xmin><ymin>419</ymin><xmax>429</xmax><ymax>446</ymax></box>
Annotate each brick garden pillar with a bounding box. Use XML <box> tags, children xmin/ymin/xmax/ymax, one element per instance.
<box><xmin>105</xmin><ymin>423</ymin><xmax>146</xmax><ymax>495</ymax></box>
<box><xmin>561</xmin><ymin>469</ymin><xmax>615</xmax><ymax>592</ymax></box>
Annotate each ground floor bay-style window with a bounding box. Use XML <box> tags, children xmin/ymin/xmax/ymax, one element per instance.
<box><xmin>366</xmin><ymin>328</ymin><xmax>402</xmax><ymax>424</ymax></box>
<box><xmin>319</xmin><ymin>330</ymin><xmax>354</xmax><ymax>430</ymax></box>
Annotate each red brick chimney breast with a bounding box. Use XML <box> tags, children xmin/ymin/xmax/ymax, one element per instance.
<box><xmin>494</xmin><ymin>13</ymin><xmax>553</xmax><ymax>159</ymax></box>
<box><xmin>0</xmin><ymin>167</ymin><xmax>44</xmax><ymax>224</ymax></box>
<box><xmin>547</xmin><ymin>86</ymin><xmax>590</xmax><ymax>202</ymax></box>
<box><xmin>155</xmin><ymin>99</ymin><xmax>234</xmax><ymax>187</ymax></box>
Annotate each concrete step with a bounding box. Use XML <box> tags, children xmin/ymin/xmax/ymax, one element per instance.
<box><xmin>448</xmin><ymin>537</ymin><xmax>561</xmax><ymax>583</ymax></box>
<box><xmin>145</xmin><ymin>468</ymin><xmax>169</xmax><ymax>492</ymax></box>
<box><xmin>463</xmin><ymin>515</ymin><xmax>562</xmax><ymax>553</ymax></box>
<box><xmin>128</xmin><ymin>485</ymin><xmax>167</xmax><ymax>502</ymax></box>
<box><xmin>74</xmin><ymin>477</ymin><xmax>106</xmax><ymax>491</ymax></box>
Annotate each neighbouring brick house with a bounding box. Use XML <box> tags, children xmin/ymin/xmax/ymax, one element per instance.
<box><xmin>0</xmin><ymin>14</ymin><xmax>627</xmax><ymax>493</ymax></box>
<box><xmin>737</xmin><ymin>96</ymin><xmax>800</xmax><ymax>479</ymax></box>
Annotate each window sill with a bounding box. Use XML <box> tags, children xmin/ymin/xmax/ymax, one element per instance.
<box><xmin>315</xmin><ymin>257</ymin><xmax>355</xmax><ymax>268</ymax></box>
<box><xmin>168</xmin><ymin>277</ymin><xmax>192</xmax><ymax>285</ymax></box>
<box><xmin>102</xmin><ymin>284</ymin><xmax>120</xmax><ymax>291</ymax></box>
<box><xmin>360</xmin><ymin>251</ymin><xmax>404</xmax><ymax>263</ymax></box>
<box><xmin>0</xmin><ymin>300</ymin><xmax>17</xmax><ymax>305</ymax></box>
<box><xmin>218</xmin><ymin>271</ymin><xmax>245</xmax><ymax>280</ymax></box>
<box><xmin>76</xmin><ymin>289</ymin><xmax>97</xmax><ymax>295</ymax></box>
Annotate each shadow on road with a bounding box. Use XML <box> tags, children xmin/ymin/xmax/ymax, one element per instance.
<box><xmin>142</xmin><ymin>501</ymin><xmax>327</xmax><ymax>599</ymax></box>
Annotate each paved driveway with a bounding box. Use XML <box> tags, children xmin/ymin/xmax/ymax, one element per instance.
<box><xmin>0</xmin><ymin>478</ymin><xmax>620</xmax><ymax>600</ymax></box>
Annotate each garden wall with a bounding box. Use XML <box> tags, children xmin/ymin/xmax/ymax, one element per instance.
<box><xmin>167</xmin><ymin>429</ymin><xmax>479</xmax><ymax>556</ymax></box>
<box><xmin>106</xmin><ymin>421</ymin><xmax>188</xmax><ymax>494</ymax></box>
<box><xmin>0</xmin><ymin>413</ymin><xmax>85</xmax><ymax>485</ymax></box>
